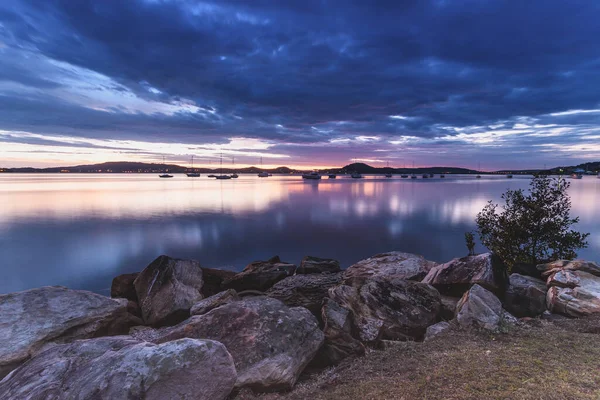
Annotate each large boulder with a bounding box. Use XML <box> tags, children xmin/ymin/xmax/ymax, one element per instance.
<box><xmin>111</xmin><ymin>272</ymin><xmax>139</xmax><ymax>301</ymax></box>
<box><xmin>266</xmin><ymin>272</ymin><xmax>343</xmax><ymax>316</ymax></box>
<box><xmin>456</xmin><ymin>284</ymin><xmax>509</xmax><ymax>331</ymax></box>
<box><xmin>297</xmin><ymin>256</ymin><xmax>341</xmax><ymax>274</ymax></box>
<box><xmin>422</xmin><ymin>253</ymin><xmax>508</xmax><ymax>296</ymax></box>
<box><xmin>503</xmin><ymin>273</ymin><xmax>547</xmax><ymax>317</ymax></box>
<box><xmin>329</xmin><ymin>276</ymin><xmax>441</xmax><ymax>343</ymax></box>
<box><xmin>0</xmin><ymin>337</ymin><xmax>237</xmax><ymax>400</ymax></box>
<box><xmin>134</xmin><ymin>255</ymin><xmax>204</xmax><ymax>327</ymax></box>
<box><xmin>131</xmin><ymin>297</ymin><xmax>324</xmax><ymax>392</ymax></box>
<box><xmin>344</xmin><ymin>252</ymin><xmax>436</xmax><ymax>283</ymax></box>
<box><xmin>222</xmin><ymin>256</ymin><xmax>296</xmax><ymax>292</ymax></box>
<box><xmin>540</xmin><ymin>260</ymin><xmax>600</xmax><ymax>318</ymax></box>
<box><xmin>537</xmin><ymin>259</ymin><xmax>600</xmax><ymax>278</ymax></box>
<box><xmin>201</xmin><ymin>267</ymin><xmax>237</xmax><ymax>297</ymax></box>
<box><xmin>313</xmin><ymin>298</ymin><xmax>365</xmax><ymax>366</ymax></box>
<box><xmin>546</xmin><ymin>272</ymin><xmax>600</xmax><ymax>317</ymax></box>
<box><xmin>0</xmin><ymin>286</ymin><xmax>136</xmax><ymax>379</ymax></box>
<box><xmin>191</xmin><ymin>289</ymin><xmax>239</xmax><ymax>316</ymax></box>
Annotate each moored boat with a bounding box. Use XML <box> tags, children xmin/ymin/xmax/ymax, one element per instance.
<box><xmin>351</xmin><ymin>172</ymin><xmax>363</xmax><ymax>179</ymax></box>
<box><xmin>302</xmin><ymin>171</ymin><xmax>322</xmax><ymax>180</ymax></box>
<box><xmin>328</xmin><ymin>174</ymin><xmax>337</xmax><ymax>179</ymax></box>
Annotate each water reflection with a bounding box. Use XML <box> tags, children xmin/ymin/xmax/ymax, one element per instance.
<box><xmin>0</xmin><ymin>174</ymin><xmax>599</xmax><ymax>294</ymax></box>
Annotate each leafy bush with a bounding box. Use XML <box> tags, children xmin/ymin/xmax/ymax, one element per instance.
<box><xmin>476</xmin><ymin>175</ymin><xmax>589</xmax><ymax>270</ymax></box>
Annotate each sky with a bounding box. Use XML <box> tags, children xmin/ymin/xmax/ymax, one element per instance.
<box><xmin>1</xmin><ymin>0</ymin><xmax>600</xmax><ymax>170</ymax></box>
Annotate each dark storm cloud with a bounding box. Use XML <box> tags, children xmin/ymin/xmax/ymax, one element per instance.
<box><xmin>0</xmin><ymin>0</ymin><xmax>600</xmax><ymax>166</ymax></box>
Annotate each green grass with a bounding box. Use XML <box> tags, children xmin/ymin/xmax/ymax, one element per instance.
<box><xmin>234</xmin><ymin>316</ymin><xmax>600</xmax><ymax>400</ymax></box>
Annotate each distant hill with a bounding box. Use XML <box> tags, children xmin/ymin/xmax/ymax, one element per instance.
<box><xmin>334</xmin><ymin>163</ymin><xmax>479</xmax><ymax>174</ymax></box>
<box><xmin>0</xmin><ymin>162</ymin><xmax>296</xmax><ymax>174</ymax></box>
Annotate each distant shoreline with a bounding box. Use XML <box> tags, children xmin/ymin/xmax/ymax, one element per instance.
<box><xmin>1</xmin><ymin>161</ymin><xmax>598</xmax><ymax>175</ymax></box>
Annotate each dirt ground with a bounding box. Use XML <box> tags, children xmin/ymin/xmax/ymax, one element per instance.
<box><xmin>234</xmin><ymin>316</ymin><xmax>600</xmax><ymax>400</ymax></box>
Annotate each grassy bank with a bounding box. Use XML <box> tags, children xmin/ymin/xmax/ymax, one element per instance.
<box><xmin>235</xmin><ymin>316</ymin><xmax>600</xmax><ymax>400</ymax></box>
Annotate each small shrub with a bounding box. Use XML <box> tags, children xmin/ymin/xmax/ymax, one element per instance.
<box><xmin>475</xmin><ymin>175</ymin><xmax>589</xmax><ymax>270</ymax></box>
<box><xmin>465</xmin><ymin>232</ymin><xmax>476</xmax><ymax>256</ymax></box>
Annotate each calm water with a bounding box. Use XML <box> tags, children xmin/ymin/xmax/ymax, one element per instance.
<box><xmin>1</xmin><ymin>173</ymin><xmax>599</xmax><ymax>295</ymax></box>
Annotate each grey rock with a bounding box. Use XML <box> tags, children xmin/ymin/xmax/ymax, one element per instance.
<box><xmin>110</xmin><ymin>272</ymin><xmax>139</xmax><ymax>301</ymax></box>
<box><xmin>422</xmin><ymin>253</ymin><xmax>508</xmax><ymax>296</ymax></box>
<box><xmin>131</xmin><ymin>296</ymin><xmax>324</xmax><ymax>392</ymax></box>
<box><xmin>191</xmin><ymin>289</ymin><xmax>239</xmax><ymax>316</ymax></box>
<box><xmin>134</xmin><ymin>255</ymin><xmax>204</xmax><ymax>326</ymax></box>
<box><xmin>455</xmin><ymin>284</ymin><xmax>503</xmax><ymax>331</ymax></box>
<box><xmin>0</xmin><ymin>286</ymin><xmax>136</xmax><ymax>379</ymax></box>
<box><xmin>313</xmin><ymin>298</ymin><xmax>365</xmax><ymax>366</ymax></box>
<box><xmin>504</xmin><ymin>273</ymin><xmax>547</xmax><ymax>317</ymax></box>
<box><xmin>297</xmin><ymin>256</ymin><xmax>341</xmax><ymax>274</ymax></box>
<box><xmin>222</xmin><ymin>256</ymin><xmax>296</xmax><ymax>292</ymax></box>
<box><xmin>344</xmin><ymin>252</ymin><xmax>436</xmax><ymax>283</ymax></box>
<box><xmin>329</xmin><ymin>276</ymin><xmax>441</xmax><ymax>343</ymax></box>
<box><xmin>424</xmin><ymin>321</ymin><xmax>451</xmax><ymax>341</ymax></box>
<box><xmin>266</xmin><ymin>272</ymin><xmax>343</xmax><ymax>316</ymax></box>
<box><xmin>0</xmin><ymin>336</ymin><xmax>237</xmax><ymax>400</ymax></box>
<box><xmin>547</xmin><ymin>269</ymin><xmax>580</xmax><ymax>288</ymax></box>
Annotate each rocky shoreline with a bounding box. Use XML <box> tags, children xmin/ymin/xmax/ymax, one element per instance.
<box><xmin>1</xmin><ymin>252</ymin><xmax>599</xmax><ymax>399</ymax></box>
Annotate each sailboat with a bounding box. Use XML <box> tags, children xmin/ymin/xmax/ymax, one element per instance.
<box><xmin>258</xmin><ymin>157</ymin><xmax>269</xmax><ymax>177</ymax></box>
<box><xmin>186</xmin><ymin>155</ymin><xmax>200</xmax><ymax>177</ymax></box>
<box><xmin>350</xmin><ymin>158</ymin><xmax>363</xmax><ymax>178</ymax></box>
<box><xmin>476</xmin><ymin>162</ymin><xmax>482</xmax><ymax>179</ymax></box>
<box><xmin>410</xmin><ymin>161</ymin><xmax>417</xmax><ymax>179</ymax></box>
<box><xmin>230</xmin><ymin>156</ymin><xmax>238</xmax><ymax>178</ymax></box>
<box><xmin>215</xmin><ymin>153</ymin><xmax>231</xmax><ymax>179</ymax></box>
<box><xmin>384</xmin><ymin>161</ymin><xmax>392</xmax><ymax>178</ymax></box>
<box><xmin>159</xmin><ymin>156</ymin><xmax>173</xmax><ymax>178</ymax></box>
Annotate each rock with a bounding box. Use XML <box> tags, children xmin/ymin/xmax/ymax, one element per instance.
<box><xmin>297</xmin><ymin>256</ymin><xmax>341</xmax><ymax>274</ymax></box>
<box><xmin>422</xmin><ymin>253</ymin><xmax>508</xmax><ymax>296</ymax></box>
<box><xmin>266</xmin><ymin>272</ymin><xmax>343</xmax><ymax>316</ymax></box>
<box><xmin>0</xmin><ymin>286</ymin><xmax>136</xmax><ymax>379</ymax></box>
<box><xmin>541</xmin><ymin>260</ymin><xmax>600</xmax><ymax>318</ymax></box>
<box><xmin>0</xmin><ymin>336</ymin><xmax>237</xmax><ymax>400</ymax></box>
<box><xmin>132</xmin><ymin>297</ymin><xmax>324</xmax><ymax>392</ymax></box>
<box><xmin>424</xmin><ymin>321</ymin><xmax>451</xmax><ymax>341</ymax></box>
<box><xmin>440</xmin><ymin>295</ymin><xmax>460</xmax><ymax>320</ymax></box>
<box><xmin>455</xmin><ymin>284</ymin><xmax>504</xmax><ymax>331</ymax></box>
<box><xmin>110</xmin><ymin>272</ymin><xmax>139</xmax><ymax>301</ymax></box>
<box><xmin>504</xmin><ymin>274</ymin><xmax>547</xmax><ymax>317</ymax></box>
<box><xmin>222</xmin><ymin>256</ymin><xmax>296</xmax><ymax>292</ymax></box>
<box><xmin>344</xmin><ymin>252</ymin><xmax>436</xmax><ymax>283</ymax></box>
<box><xmin>547</xmin><ymin>269</ymin><xmax>581</xmax><ymax>288</ymax></box>
<box><xmin>537</xmin><ymin>259</ymin><xmax>600</xmax><ymax>278</ymax></box>
<box><xmin>546</xmin><ymin>272</ymin><xmax>600</xmax><ymax>317</ymax></box>
<box><xmin>134</xmin><ymin>255</ymin><xmax>204</xmax><ymax>327</ymax></box>
<box><xmin>329</xmin><ymin>277</ymin><xmax>441</xmax><ymax>343</ymax></box>
<box><xmin>313</xmin><ymin>298</ymin><xmax>365</xmax><ymax>366</ymax></box>
<box><xmin>191</xmin><ymin>289</ymin><xmax>239</xmax><ymax>316</ymax></box>
<box><xmin>201</xmin><ymin>267</ymin><xmax>237</xmax><ymax>297</ymax></box>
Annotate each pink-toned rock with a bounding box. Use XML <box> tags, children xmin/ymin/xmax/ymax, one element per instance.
<box><xmin>134</xmin><ymin>255</ymin><xmax>204</xmax><ymax>327</ymax></box>
<box><xmin>222</xmin><ymin>256</ymin><xmax>296</xmax><ymax>292</ymax></box>
<box><xmin>329</xmin><ymin>276</ymin><xmax>441</xmax><ymax>343</ymax></box>
<box><xmin>131</xmin><ymin>297</ymin><xmax>323</xmax><ymax>392</ymax></box>
<box><xmin>422</xmin><ymin>253</ymin><xmax>507</xmax><ymax>296</ymax></box>
<box><xmin>343</xmin><ymin>252</ymin><xmax>436</xmax><ymax>283</ymax></box>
